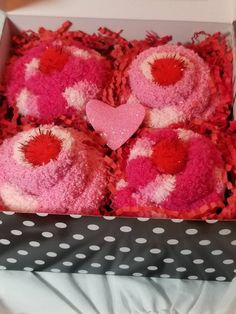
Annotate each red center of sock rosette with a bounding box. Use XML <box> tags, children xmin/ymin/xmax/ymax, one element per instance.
<box><xmin>151</xmin><ymin>57</ymin><xmax>185</xmax><ymax>86</ymax></box>
<box><xmin>39</xmin><ymin>47</ymin><xmax>70</xmax><ymax>74</ymax></box>
<box><xmin>21</xmin><ymin>131</ymin><xmax>62</xmax><ymax>166</ymax></box>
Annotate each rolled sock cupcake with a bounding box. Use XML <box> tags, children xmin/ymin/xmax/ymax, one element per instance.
<box><xmin>6</xmin><ymin>40</ymin><xmax>110</xmax><ymax>121</ymax></box>
<box><xmin>0</xmin><ymin>126</ymin><xmax>107</xmax><ymax>214</ymax></box>
<box><xmin>113</xmin><ymin>128</ymin><xmax>225</xmax><ymax>216</ymax></box>
<box><xmin>129</xmin><ymin>45</ymin><xmax>214</xmax><ymax>127</ymax></box>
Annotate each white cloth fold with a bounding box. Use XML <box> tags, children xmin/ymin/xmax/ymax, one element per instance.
<box><xmin>0</xmin><ymin>271</ymin><xmax>235</xmax><ymax>314</ymax></box>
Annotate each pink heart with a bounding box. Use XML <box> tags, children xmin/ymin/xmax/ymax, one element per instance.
<box><xmin>86</xmin><ymin>100</ymin><xmax>145</xmax><ymax>150</ymax></box>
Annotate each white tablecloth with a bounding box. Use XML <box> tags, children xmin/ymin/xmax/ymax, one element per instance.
<box><xmin>0</xmin><ymin>271</ymin><xmax>236</xmax><ymax>314</ymax></box>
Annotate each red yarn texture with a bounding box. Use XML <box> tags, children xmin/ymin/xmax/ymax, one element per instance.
<box><xmin>22</xmin><ymin>131</ymin><xmax>62</xmax><ymax>166</ymax></box>
<box><xmin>39</xmin><ymin>47</ymin><xmax>69</xmax><ymax>74</ymax></box>
<box><xmin>152</xmin><ymin>138</ymin><xmax>188</xmax><ymax>174</ymax></box>
<box><xmin>151</xmin><ymin>57</ymin><xmax>185</xmax><ymax>86</ymax></box>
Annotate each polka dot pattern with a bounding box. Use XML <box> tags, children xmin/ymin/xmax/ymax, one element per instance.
<box><xmin>0</xmin><ymin>213</ymin><xmax>235</xmax><ymax>281</ymax></box>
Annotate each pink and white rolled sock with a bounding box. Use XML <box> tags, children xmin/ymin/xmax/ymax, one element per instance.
<box><xmin>113</xmin><ymin>128</ymin><xmax>225</xmax><ymax>216</ymax></box>
<box><xmin>6</xmin><ymin>40</ymin><xmax>110</xmax><ymax>121</ymax></box>
<box><xmin>0</xmin><ymin>126</ymin><xmax>108</xmax><ymax>214</ymax></box>
<box><xmin>129</xmin><ymin>45</ymin><xmax>215</xmax><ymax>127</ymax></box>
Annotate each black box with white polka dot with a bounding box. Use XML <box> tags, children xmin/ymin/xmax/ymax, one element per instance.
<box><xmin>0</xmin><ymin>211</ymin><xmax>235</xmax><ymax>281</ymax></box>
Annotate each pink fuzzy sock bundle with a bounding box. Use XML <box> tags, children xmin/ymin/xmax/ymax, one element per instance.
<box><xmin>113</xmin><ymin>128</ymin><xmax>225</xmax><ymax>215</ymax></box>
<box><xmin>129</xmin><ymin>45</ymin><xmax>215</xmax><ymax>128</ymax></box>
<box><xmin>6</xmin><ymin>40</ymin><xmax>110</xmax><ymax>122</ymax></box>
<box><xmin>0</xmin><ymin>125</ymin><xmax>108</xmax><ymax>214</ymax></box>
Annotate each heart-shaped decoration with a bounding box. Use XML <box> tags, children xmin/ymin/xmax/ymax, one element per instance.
<box><xmin>86</xmin><ymin>100</ymin><xmax>145</xmax><ymax>150</ymax></box>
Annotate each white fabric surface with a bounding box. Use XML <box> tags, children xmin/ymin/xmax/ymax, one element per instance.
<box><xmin>0</xmin><ymin>272</ymin><xmax>236</xmax><ymax>314</ymax></box>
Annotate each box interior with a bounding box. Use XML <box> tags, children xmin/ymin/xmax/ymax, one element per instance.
<box><xmin>2</xmin><ymin>0</ymin><xmax>236</xmax><ymax>24</ymax></box>
<box><xmin>0</xmin><ymin>12</ymin><xmax>235</xmax><ymax>220</ymax></box>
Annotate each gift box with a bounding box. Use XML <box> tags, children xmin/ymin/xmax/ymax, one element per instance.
<box><xmin>0</xmin><ymin>0</ymin><xmax>236</xmax><ymax>281</ymax></box>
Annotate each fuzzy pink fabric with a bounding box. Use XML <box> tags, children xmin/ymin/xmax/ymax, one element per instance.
<box><xmin>6</xmin><ymin>41</ymin><xmax>110</xmax><ymax>122</ymax></box>
<box><xmin>0</xmin><ymin>126</ymin><xmax>107</xmax><ymax>214</ymax></box>
<box><xmin>129</xmin><ymin>45</ymin><xmax>213</xmax><ymax>123</ymax></box>
<box><xmin>113</xmin><ymin>128</ymin><xmax>224</xmax><ymax>213</ymax></box>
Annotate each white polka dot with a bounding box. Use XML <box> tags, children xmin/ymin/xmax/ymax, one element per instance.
<box><xmin>193</xmin><ymin>259</ymin><xmax>204</xmax><ymax>264</ymax></box>
<box><xmin>105</xmin><ymin>271</ymin><xmax>115</xmax><ymax>275</ymax></box>
<box><xmin>59</xmin><ymin>243</ymin><xmax>70</xmax><ymax>249</ymax></box>
<box><xmin>199</xmin><ymin>240</ymin><xmax>211</xmax><ymax>246</ymax></box>
<box><xmin>51</xmin><ymin>268</ymin><xmax>61</xmax><ymax>273</ymax></box>
<box><xmin>234</xmin><ymin>269</ymin><xmax>236</xmax><ymax>273</ymax></box>
<box><xmin>70</xmin><ymin>215</ymin><xmax>82</xmax><ymax>218</ymax></box>
<box><xmin>104</xmin><ymin>236</ymin><xmax>115</xmax><ymax>242</ymax></box>
<box><xmin>36</xmin><ymin>213</ymin><xmax>48</xmax><ymax>217</ymax></box>
<box><xmin>24</xmin><ymin>267</ymin><xmax>33</xmax><ymax>271</ymax></box>
<box><xmin>147</xmin><ymin>266</ymin><xmax>158</xmax><ymax>271</ymax></box>
<box><xmin>17</xmin><ymin>250</ymin><xmax>28</xmax><ymax>256</ymax></box>
<box><xmin>23</xmin><ymin>220</ymin><xmax>35</xmax><ymax>227</ymax></box>
<box><xmin>171</xmin><ymin>219</ymin><xmax>183</xmax><ymax>223</ymax></box>
<box><xmin>0</xmin><ymin>265</ymin><xmax>6</xmax><ymax>270</ymax></box>
<box><xmin>153</xmin><ymin>227</ymin><xmax>165</xmax><ymax>234</ymax></box>
<box><xmin>205</xmin><ymin>220</ymin><xmax>218</xmax><ymax>224</ymax></box>
<box><xmin>0</xmin><ymin>220</ymin><xmax>2</xmax><ymax>225</ymax></box>
<box><xmin>137</xmin><ymin>218</ymin><xmax>150</xmax><ymax>222</ymax></box>
<box><xmin>73</xmin><ymin>234</ymin><xmax>84</xmax><ymax>240</ymax></box>
<box><xmin>34</xmin><ymin>260</ymin><xmax>45</xmax><ymax>265</ymax></box>
<box><xmin>91</xmin><ymin>263</ymin><xmax>101</xmax><ymax>268</ymax></box>
<box><xmin>188</xmin><ymin>275</ymin><xmax>198</xmax><ymax>280</ymax></box>
<box><xmin>150</xmin><ymin>248</ymin><xmax>161</xmax><ymax>254</ymax></box>
<box><xmin>120</xmin><ymin>226</ymin><xmax>132</xmax><ymax>232</ymax></box>
<box><xmin>46</xmin><ymin>252</ymin><xmax>57</xmax><ymax>257</ymax></box>
<box><xmin>185</xmin><ymin>229</ymin><xmax>198</xmax><ymax>235</ymax></box>
<box><xmin>42</xmin><ymin>232</ymin><xmax>53</xmax><ymax>238</ymax></box>
<box><xmin>180</xmin><ymin>249</ymin><xmax>192</xmax><ymax>255</ymax></box>
<box><xmin>160</xmin><ymin>274</ymin><xmax>170</xmax><ymax>278</ymax></box>
<box><xmin>78</xmin><ymin>270</ymin><xmax>88</xmax><ymax>274</ymax></box>
<box><xmin>176</xmin><ymin>267</ymin><xmax>186</xmax><ymax>272</ymax></box>
<box><xmin>119</xmin><ymin>247</ymin><xmax>131</xmax><ymax>253</ymax></box>
<box><xmin>11</xmin><ymin>230</ymin><xmax>22</xmax><ymax>236</ymax></box>
<box><xmin>87</xmin><ymin>224</ymin><xmax>99</xmax><ymax>231</ymax></box>
<box><xmin>223</xmin><ymin>259</ymin><xmax>234</xmax><ymax>265</ymax></box>
<box><xmin>63</xmin><ymin>261</ymin><xmax>73</xmax><ymax>267</ymax></box>
<box><xmin>163</xmin><ymin>258</ymin><xmax>174</xmax><ymax>263</ymax></box>
<box><xmin>134</xmin><ymin>257</ymin><xmax>144</xmax><ymax>262</ymax></box>
<box><xmin>231</xmin><ymin>240</ymin><xmax>236</xmax><ymax>246</ymax></box>
<box><xmin>76</xmin><ymin>253</ymin><xmax>86</xmax><ymax>259</ymax></box>
<box><xmin>167</xmin><ymin>239</ymin><xmax>179</xmax><ymax>245</ymax></box>
<box><xmin>219</xmin><ymin>229</ymin><xmax>231</xmax><ymax>235</ymax></box>
<box><xmin>216</xmin><ymin>276</ymin><xmax>226</xmax><ymax>281</ymax></box>
<box><xmin>103</xmin><ymin>216</ymin><xmax>116</xmax><ymax>220</ymax></box>
<box><xmin>29</xmin><ymin>241</ymin><xmax>40</xmax><ymax>247</ymax></box>
<box><xmin>205</xmin><ymin>268</ymin><xmax>216</xmax><ymax>273</ymax></box>
<box><xmin>89</xmin><ymin>245</ymin><xmax>100</xmax><ymax>251</ymax></box>
<box><xmin>0</xmin><ymin>239</ymin><xmax>10</xmax><ymax>245</ymax></box>
<box><xmin>211</xmin><ymin>250</ymin><xmax>223</xmax><ymax>255</ymax></box>
<box><xmin>55</xmin><ymin>222</ymin><xmax>67</xmax><ymax>229</ymax></box>
<box><xmin>105</xmin><ymin>255</ymin><xmax>115</xmax><ymax>260</ymax></box>
<box><xmin>135</xmin><ymin>238</ymin><xmax>147</xmax><ymax>244</ymax></box>
<box><xmin>119</xmin><ymin>264</ymin><xmax>130</xmax><ymax>269</ymax></box>
<box><xmin>7</xmin><ymin>258</ymin><xmax>17</xmax><ymax>263</ymax></box>
<box><xmin>2</xmin><ymin>211</ymin><xmax>15</xmax><ymax>215</ymax></box>
<box><xmin>132</xmin><ymin>273</ymin><xmax>143</xmax><ymax>276</ymax></box>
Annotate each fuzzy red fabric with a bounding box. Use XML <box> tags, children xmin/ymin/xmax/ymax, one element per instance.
<box><xmin>39</xmin><ymin>47</ymin><xmax>69</xmax><ymax>74</ymax></box>
<box><xmin>152</xmin><ymin>138</ymin><xmax>188</xmax><ymax>174</ymax></box>
<box><xmin>22</xmin><ymin>131</ymin><xmax>62</xmax><ymax>165</ymax></box>
<box><xmin>151</xmin><ymin>57</ymin><xmax>185</xmax><ymax>86</ymax></box>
